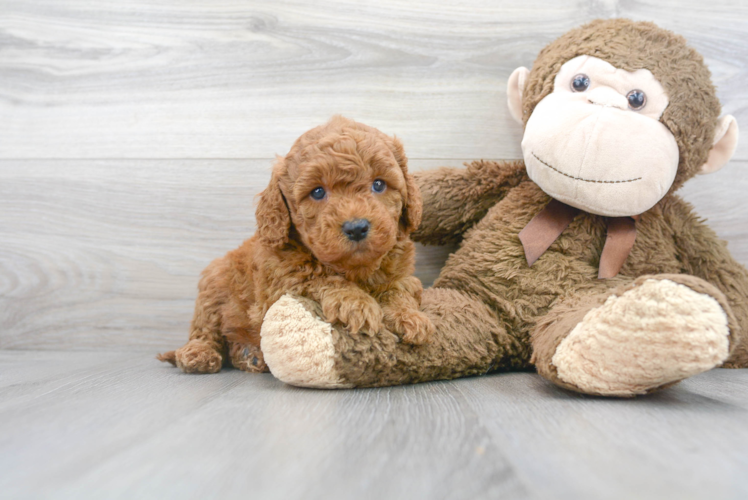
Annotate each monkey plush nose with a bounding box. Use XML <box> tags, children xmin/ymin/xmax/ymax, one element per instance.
<box><xmin>342</xmin><ymin>219</ymin><xmax>370</xmax><ymax>242</ymax></box>
<box><xmin>587</xmin><ymin>87</ymin><xmax>628</xmax><ymax>110</ymax></box>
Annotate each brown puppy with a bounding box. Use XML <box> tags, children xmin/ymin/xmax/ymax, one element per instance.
<box><xmin>158</xmin><ymin>116</ymin><xmax>433</xmax><ymax>374</ymax></box>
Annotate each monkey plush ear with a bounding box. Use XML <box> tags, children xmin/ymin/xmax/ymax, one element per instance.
<box><xmin>507</xmin><ymin>67</ymin><xmax>530</xmax><ymax>124</ymax></box>
<box><xmin>256</xmin><ymin>159</ymin><xmax>291</xmax><ymax>248</ymax></box>
<box><xmin>699</xmin><ymin>115</ymin><xmax>739</xmax><ymax>175</ymax></box>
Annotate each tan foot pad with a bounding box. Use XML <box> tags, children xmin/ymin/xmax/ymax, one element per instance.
<box><xmin>261</xmin><ymin>295</ymin><xmax>352</xmax><ymax>389</ymax></box>
<box><xmin>552</xmin><ymin>279</ymin><xmax>730</xmax><ymax>396</ymax></box>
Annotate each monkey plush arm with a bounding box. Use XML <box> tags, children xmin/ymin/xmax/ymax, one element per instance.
<box><xmin>412</xmin><ymin>159</ymin><xmax>528</xmax><ymax>245</ymax></box>
<box><xmin>665</xmin><ymin>197</ymin><xmax>748</xmax><ymax>367</ymax></box>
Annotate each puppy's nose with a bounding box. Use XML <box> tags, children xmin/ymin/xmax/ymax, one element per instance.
<box><xmin>342</xmin><ymin>219</ymin><xmax>370</xmax><ymax>242</ymax></box>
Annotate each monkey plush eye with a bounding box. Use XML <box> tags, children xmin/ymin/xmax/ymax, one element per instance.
<box><xmin>571</xmin><ymin>74</ymin><xmax>591</xmax><ymax>92</ymax></box>
<box><xmin>310</xmin><ymin>186</ymin><xmax>326</xmax><ymax>200</ymax></box>
<box><xmin>372</xmin><ymin>179</ymin><xmax>387</xmax><ymax>193</ymax></box>
<box><xmin>626</xmin><ymin>89</ymin><xmax>647</xmax><ymax>110</ymax></box>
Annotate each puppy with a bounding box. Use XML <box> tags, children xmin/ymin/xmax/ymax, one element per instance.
<box><xmin>158</xmin><ymin>116</ymin><xmax>434</xmax><ymax>373</ymax></box>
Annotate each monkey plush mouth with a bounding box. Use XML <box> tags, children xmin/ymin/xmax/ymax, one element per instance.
<box><xmin>531</xmin><ymin>152</ymin><xmax>642</xmax><ymax>184</ymax></box>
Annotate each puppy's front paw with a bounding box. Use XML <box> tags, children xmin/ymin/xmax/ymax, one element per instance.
<box><xmin>384</xmin><ymin>308</ymin><xmax>435</xmax><ymax>345</ymax></box>
<box><xmin>322</xmin><ymin>292</ymin><xmax>383</xmax><ymax>334</ymax></box>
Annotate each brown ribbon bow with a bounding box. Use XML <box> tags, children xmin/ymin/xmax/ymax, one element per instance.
<box><xmin>518</xmin><ymin>199</ymin><xmax>639</xmax><ymax>279</ymax></box>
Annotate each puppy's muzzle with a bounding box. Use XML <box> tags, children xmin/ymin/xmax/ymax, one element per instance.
<box><xmin>342</xmin><ymin>219</ymin><xmax>370</xmax><ymax>242</ymax></box>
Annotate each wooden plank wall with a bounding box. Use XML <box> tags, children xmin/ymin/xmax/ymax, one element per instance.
<box><xmin>1</xmin><ymin>0</ymin><xmax>747</xmax><ymax>351</ymax></box>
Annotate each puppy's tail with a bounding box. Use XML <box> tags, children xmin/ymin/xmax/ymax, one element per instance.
<box><xmin>156</xmin><ymin>350</ymin><xmax>177</xmax><ymax>366</ymax></box>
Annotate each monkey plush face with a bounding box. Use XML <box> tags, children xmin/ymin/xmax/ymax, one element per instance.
<box><xmin>507</xmin><ymin>19</ymin><xmax>739</xmax><ymax>218</ymax></box>
<box><xmin>521</xmin><ymin>55</ymin><xmax>678</xmax><ymax>216</ymax></box>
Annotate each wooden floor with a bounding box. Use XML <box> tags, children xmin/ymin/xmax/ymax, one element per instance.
<box><xmin>2</xmin><ymin>1</ymin><xmax>748</xmax><ymax>498</ymax></box>
<box><xmin>2</xmin><ymin>350</ymin><xmax>748</xmax><ymax>499</ymax></box>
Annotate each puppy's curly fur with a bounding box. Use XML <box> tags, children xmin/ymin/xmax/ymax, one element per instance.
<box><xmin>158</xmin><ymin>116</ymin><xmax>433</xmax><ymax>373</ymax></box>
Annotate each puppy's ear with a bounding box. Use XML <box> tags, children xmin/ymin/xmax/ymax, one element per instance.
<box><xmin>401</xmin><ymin>171</ymin><xmax>423</xmax><ymax>235</ymax></box>
<box><xmin>388</xmin><ymin>136</ymin><xmax>422</xmax><ymax>235</ymax></box>
<box><xmin>256</xmin><ymin>159</ymin><xmax>291</xmax><ymax>248</ymax></box>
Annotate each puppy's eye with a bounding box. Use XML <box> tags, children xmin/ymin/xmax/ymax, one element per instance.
<box><xmin>626</xmin><ymin>89</ymin><xmax>646</xmax><ymax>110</ymax></box>
<box><xmin>310</xmin><ymin>187</ymin><xmax>326</xmax><ymax>200</ymax></box>
<box><xmin>372</xmin><ymin>179</ymin><xmax>386</xmax><ymax>194</ymax></box>
<box><xmin>571</xmin><ymin>74</ymin><xmax>590</xmax><ymax>92</ymax></box>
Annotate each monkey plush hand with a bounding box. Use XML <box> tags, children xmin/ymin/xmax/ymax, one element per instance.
<box><xmin>259</xmin><ymin>19</ymin><xmax>748</xmax><ymax>396</ymax></box>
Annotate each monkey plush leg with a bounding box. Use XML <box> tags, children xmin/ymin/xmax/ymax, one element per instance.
<box><xmin>260</xmin><ymin>289</ymin><xmax>528</xmax><ymax>388</ymax></box>
<box><xmin>532</xmin><ymin>274</ymin><xmax>737</xmax><ymax>397</ymax></box>
<box><xmin>664</xmin><ymin>198</ymin><xmax>748</xmax><ymax>368</ymax></box>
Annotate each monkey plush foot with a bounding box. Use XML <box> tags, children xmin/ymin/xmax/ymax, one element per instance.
<box><xmin>550</xmin><ymin>277</ymin><xmax>731</xmax><ymax>396</ymax></box>
<box><xmin>261</xmin><ymin>295</ymin><xmax>353</xmax><ymax>388</ymax></box>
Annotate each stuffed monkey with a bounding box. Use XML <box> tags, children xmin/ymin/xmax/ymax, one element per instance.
<box><xmin>259</xmin><ymin>19</ymin><xmax>747</xmax><ymax>396</ymax></box>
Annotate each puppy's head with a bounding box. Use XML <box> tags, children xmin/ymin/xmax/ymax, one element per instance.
<box><xmin>256</xmin><ymin>116</ymin><xmax>421</xmax><ymax>278</ymax></box>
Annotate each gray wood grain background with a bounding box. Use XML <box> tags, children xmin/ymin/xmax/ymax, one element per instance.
<box><xmin>1</xmin><ymin>0</ymin><xmax>747</xmax><ymax>354</ymax></box>
<box><xmin>2</xmin><ymin>351</ymin><xmax>748</xmax><ymax>500</ymax></box>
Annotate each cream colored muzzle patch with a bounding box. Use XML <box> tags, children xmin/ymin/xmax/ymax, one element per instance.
<box><xmin>261</xmin><ymin>294</ymin><xmax>352</xmax><ymax>388</ymax></box>
<box><xmin>552</xmin><ymin>279</ymin><xmax>730</xmax><ymax>396</ymax></box>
